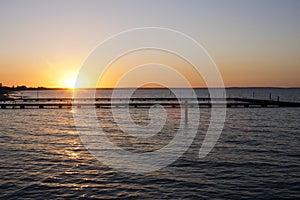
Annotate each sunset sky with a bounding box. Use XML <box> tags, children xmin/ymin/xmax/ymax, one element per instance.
<box><xmin>0</xmin><ymin>0</ymin><xmax>299</xmax><ymax>88</ymax></box>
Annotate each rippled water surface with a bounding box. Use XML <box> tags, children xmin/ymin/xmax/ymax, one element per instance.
<box><xmin>0</xmin><ymin>89</ymin><xmax>299</xmax><ymax>199</ymax></box>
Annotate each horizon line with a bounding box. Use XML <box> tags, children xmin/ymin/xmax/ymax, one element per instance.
<box><xmin>2</xmin><ymin>86</ymin><xmax>300</xmax><ymax>90</ymax></box>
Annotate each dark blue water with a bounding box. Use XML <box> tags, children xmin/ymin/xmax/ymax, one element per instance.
<box><xmin>0</xmin><ymin>89</ymin><xmax>299</xmax><ymax>199</ymax></box>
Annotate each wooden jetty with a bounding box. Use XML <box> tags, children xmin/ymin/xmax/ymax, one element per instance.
<box><xmin>0</xmin><ymin>97</ymin><xmax>299</xmax><ymax>109</ymax></box>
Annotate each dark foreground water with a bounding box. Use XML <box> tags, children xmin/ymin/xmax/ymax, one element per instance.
<box><xmin>0</xmin><ymin>89</ymin><xmax>299</xmax><ymax>199</ymax></box>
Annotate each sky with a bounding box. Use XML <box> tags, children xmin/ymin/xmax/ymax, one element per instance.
<box><xmin>0</xmin><ymin>0</ymin><xmax>299</xmax><ymax>88</ymax></box>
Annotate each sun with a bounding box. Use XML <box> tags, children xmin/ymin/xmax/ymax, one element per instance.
<box><xmin>64</xmin><ymin>77</ymin><xmax>76</xmax><ymax>89</ymax></box>
<box><xmin>59</xmin><ymin>70</ymin><xmax>78</xmax><ymax>89</ymax></box>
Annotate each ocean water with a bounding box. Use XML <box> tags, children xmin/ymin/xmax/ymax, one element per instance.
<box><xmin>15</xmin><ymin>88</ymin><xmax>300</xmax><ymax>102</ymax></box>
<box><xmin>0</xmin><ymin>88</ymin><xmax>299</xmax><ymax>199</ymax></box>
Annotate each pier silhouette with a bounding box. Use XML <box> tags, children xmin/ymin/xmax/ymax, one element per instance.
<box><xmin>0</xmin><ymin>97</ymin><xmax>299</xmax><ymax>109</ymax></box>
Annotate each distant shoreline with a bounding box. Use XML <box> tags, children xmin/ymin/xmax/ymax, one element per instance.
<box><xmin>2</xmin><ymin>87</ymin><xmax>300</xmax><ymax>91</ymax></box>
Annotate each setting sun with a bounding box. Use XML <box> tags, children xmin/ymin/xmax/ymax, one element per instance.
<box><xmin>58</xmin><ymin>71</ymin><xmax>78</xmax><ymax>89</ymax></box>
<box><xmin>65</xmin><ymin>77</ymin><xmax>76</xmax><ymax>89</ymax></box>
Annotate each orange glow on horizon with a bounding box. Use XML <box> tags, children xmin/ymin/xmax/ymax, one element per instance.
<box><xmin>56</xmin><ymin>70</ymin><xmax>78</xmax><ymax>89</ymax></box>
